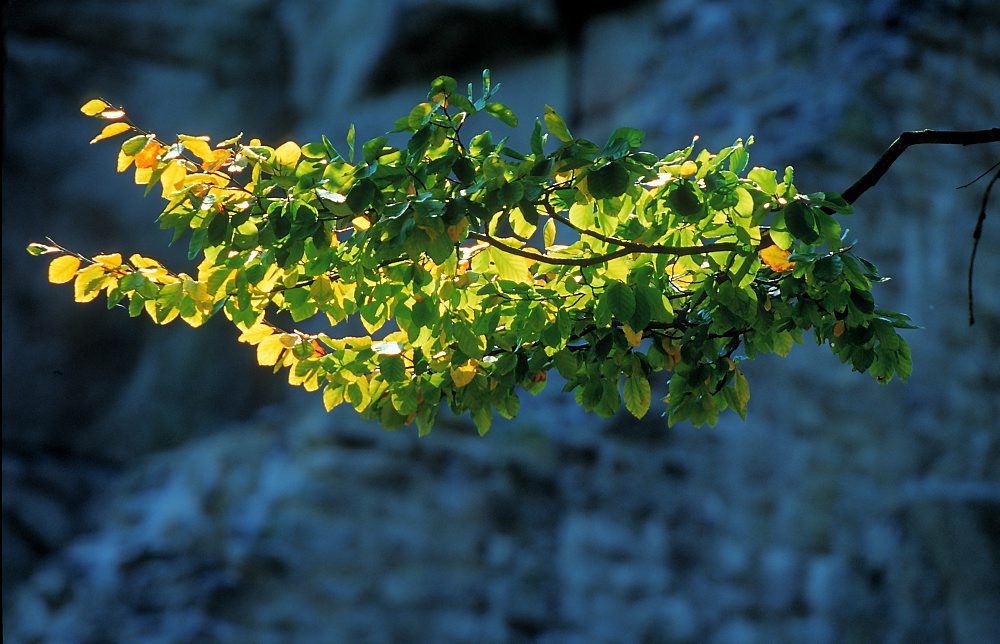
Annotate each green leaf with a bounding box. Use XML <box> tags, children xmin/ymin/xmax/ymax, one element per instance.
<box><xmin>623</xmin><ymin>371</ymin><xmax>651</xmax><ymax>418</ymax></box>
<box><xmin>447</xmin><ymin>93</ymin><xmax>477</xmax><ymax>115</ymax></box>
<box><xmin>362</xmin><ymin>136</ymin><xmax>389</xmax><ymax>164</ymax></box>
<box><xmin>408</xmin><ymin>102</ymin><xmax>434</xmax><ymax>130</ymax></box>
<box><xmin>666</xmin><ymin>182</ymin><xmax>702</xmax><ymax>219</ymax></box>
<box><xmin>588</xmin><ymin>162</ymin><xmax>630</xmax><ymax>200</ymax></box>
<box><xmin>602</xmin><ymin>127</ymin><xmax>644</xmax><ymax>159</ymax></box>
<box><xmin>379</xmin><ymin>354</ymin><xmax>406</xmax><ymax>383</ymax></box>
<box><xmin>813</xmin><ymin>255</ymin><xmax>843</xmax><ymax>281</ymax></box>
<box><xmin>784</xmin><ymin>201</ymin><xmax>820</xmax><ymax>243</ymax></box>
<box><xmin>543</xmin><ymin>104</ymin><xmax>573</xmax><ymax>142</ymax></box>
<box><xmin>530</xmin><ymin>119</ymin><xmax>545</xmax><ymax>157</ymax></box>
<box><xmin>487</xmin><ymin>246</ymin><xmax>533</xmax><ymax>283</ymax></box>
<box><xmin>484</xmin><ymin>102</ymin><xmax>518</xmax><ymax>127</ymax></box>
<box><xmin>347</xmin><ymin>124</ymin><xmax>356</xmax><ymax>163</ymax></box>
<box><xmin>603</xmin><ymin>280</ymin><xmax>635</xmax><ymax>321</ymax></box>
<box><xmin>428</xmin><ymin>75</ymin><xmax>457</xmax><ymax>100</ymax></box>
<box><xmin>729</xmin><ymin>145</ymin><xmax>749</xmax><ymax>174</ymax></box>
<box><xmin>346</xmin><ymin>179</ymin><xmax>377</xmax><ymax>214</ymax></box>
<box><xmin>748</xmin><ymin>167</ymin><xmax>777</xmax><ymax>194</ymax></box>
<box><xmin>472</xmin><ymin>405</ymin><xmax>492</xmax><ymax>436</ymax></box>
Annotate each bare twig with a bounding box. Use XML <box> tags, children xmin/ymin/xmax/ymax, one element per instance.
<box><xmin>842</xmin><ymin>128</ymin><xmax>1000</xmax><ymax>204</ymax></box>
<box><xmin>967</xmin><ymin>166</ymin><xmax>999</xmax><ymax>325</ymax></box>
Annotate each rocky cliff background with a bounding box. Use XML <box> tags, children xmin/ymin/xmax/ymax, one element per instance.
<box><xmin>3</xmin><ymin>1</ymin><xmax>999</xmax><ymax>642</ymax></box>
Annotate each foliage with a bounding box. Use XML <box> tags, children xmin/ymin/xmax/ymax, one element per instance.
<box><xmin>30</xmin><ymin>72</ymin><xmax>915</xmax><ymax>434</ymax></box>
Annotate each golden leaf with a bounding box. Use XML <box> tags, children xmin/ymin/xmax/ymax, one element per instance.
<box><xmin>80</xmin><ymin>99</ymin><xmax>111</xmax><ymax>116</ymax></box>
<box><xmin>48</xmin><ymin>255</ymin><xmax>81</xmax><ymax>284</ymax></box>
<box><xmin>450</xmin><ymin>362</ymin><xmax>478</xmax><ymax>388</ymax></box>
<box><xmin>159</xmin><ymin>161</ymin><xmax>187</xmax><ymax>196</ymax></box>
<box><xmin>93</xmin><ymin>253</ymin><xmax>122</xmax><ymax>269</ymax></box>
<box><xmin>622</xmin><ymin>324</ymin><xmax>643</xmax><ymax>348</ymax></box>
<box><xmin>256</xmin><ymin>334</ymin><xmax>286</xmax><ymax>366</ymax></box>
<box><xmin>274</xmin><ymin>141</ymin><xmax>301</xmax><ymax>167</ymax></box>
<box><xmin>90</xmin><ymin>122</ymin><xmax>132</xmax><ymax>144</ymax></box>
<box><xmin>759</xmin><ymin>244</ymin><xmax>796</xmax><ymax>272</ymax></box>
<box><xmin>117</xmin><ymin>149</ymin><xmax>135</xmax><ymax>173</ymax></box>
<box><xmin>238</xmin><ymin>322</ymin><xmax>274</xmax><ymax>345</ymax></box>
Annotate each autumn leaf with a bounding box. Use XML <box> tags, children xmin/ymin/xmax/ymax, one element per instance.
<box><xmin>134</xmin><ymin>140</ymin><xmax>162</xmax><ymax>169</ymax></box>
<box><xmin>760</xmin><ymin>244</ymin><xmax>796</xmax><ymax>272</ymax></box>
<box><xmin>90</xmin><ymin>122</ymin><xmax>132</xmax><ymax>144</ymax></box>
<box><xmin>200</xmin><ymin>149</ymin><xmax>231</xmax><ymax>171</ymax></box>
<box><xmin>48</xmin><ymin>255</ymin><xmax>81</xmax><ymax>284</ymax></box>
<box><xmin>622</xmin><ymin>324</ymin><xmax>643</xmax><ymax>348</ymax></box>
<box><xmin>451</xmin><ymin>362</ymin><xmax>478</xmax><ymax>388</ymax></box>
<box><xmin>80</xmin><ymin>99</ymin><xmax>111</xmax><ymax>116</ymax></box>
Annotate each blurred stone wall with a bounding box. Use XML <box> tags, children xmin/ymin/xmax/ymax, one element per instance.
<box><xmin>3</xmin><ymin>0</ymin><xmax>999</xmax><ymax>642</ymax></box>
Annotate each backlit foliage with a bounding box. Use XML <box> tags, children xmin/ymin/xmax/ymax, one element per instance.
<box><xmin>30</xmin><ymin>72</ymin><xmax>915</xmax><ymax>434</ymax></box>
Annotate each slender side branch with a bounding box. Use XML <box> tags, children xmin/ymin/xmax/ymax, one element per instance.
<box><xmin>967</xmin><ymin>166</ymin><xmax>999</xmax><ymax>325</ymax></box>
<box><xmin>468</xmin><ymin>231</ymin><xmax>632</xmax><ymax>267</ymax></box>
<box><xmin>842</xmin><ymin>128</ymin><xmax>1000</xmax><ymax>204</ymax></box>
<box><xmin>468</xmin><ymin>231</ymin><xmax>740</xmax><ymax>268</ymax></box>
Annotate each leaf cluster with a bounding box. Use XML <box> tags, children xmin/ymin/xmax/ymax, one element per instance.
<box><xmin>32</xmin><ymin>74</ymin><xmax>914</xmax><ymax>434</ymax></box>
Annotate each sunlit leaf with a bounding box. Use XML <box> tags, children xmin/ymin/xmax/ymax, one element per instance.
<box><xmin>80</xmin><ymin>99</ymin><xmax>111</xmax><ymax>116</ymax></box>
<box><xmin>48</xmin><ymin>255</ymin><xmax>81</xmax><ymax>284</ymax></box>
<box><xmin>451</xmin><ymin>362</ymin><xmax>477</xmax><ymax>388</ymax></box>
<box><xmin>274</xmin><ymin>141</ymin><xmax>301</xmax><ymax>168</ymax></box>
<box><xmin>543</xmin><ymin>104</ymin><xmax>573</xmax><ymax>142</ymax></box>
<box><xmin>134</xmin><ymin>140</ymin><xmax>161</xmax><ymax>169</ymax></box>
<box><xmin>90</xmin><ymin>122</ymin><xmax>132</xmax><ymax>144</ymax></box>
<box><xmin>760</xmin><ymin>245</ymin><xmax>796</xmax><ymax>272</ymax></box>
<box><xmin>256</xmin><ymin>334</ymin><xmax>286</xmax><ymax>366</ymax></box>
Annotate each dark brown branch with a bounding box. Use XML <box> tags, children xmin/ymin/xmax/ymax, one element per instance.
<box><xmin>468</xmin><ymin>231</ymin><xmax>741</xmax><ymax>268</ymax></box>
<box><xmin>842</xmin><ymin>128</ymin><xmax>1000</xmax><ymax>204</ymax></box>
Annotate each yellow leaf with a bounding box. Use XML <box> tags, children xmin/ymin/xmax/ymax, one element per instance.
<box><xmin>48</xmin><ymin>255</ymin><xmax>81</xmax><ymax>284</ymax></box>
<box><xmin>73</xmin><ymin>264</ymin><xmax>108</xmax><ymax>303</ymax></box>
<box><xmin>100</xmin><ymin>109</ymin><xmax>126</xmax><ymax>120</ymax></box>
<box><xmin>129</xmin><ymin>254</ymin><xmax>162</xmax><ymax>270</ymax></box>
<box><xmin>200</xmin><ymin>149</ymin><xmax>230</xmax><ymax>171</ymax></box>
<box><xmin>90</xmin><ymin>122</ymin><xmax>132</xmax><ymax>144</ymax></box>
<box><xmin>133</xmin><ymin>166</ymin><xmax>153</xmax><ymax>185</ymax></box>
<box><xmin>278</xmin><ymin>333</ymin><xmax>299</xmax><ymax>348</ymax></box>
<box><xmin>760</xmin><ymin>244</ymin><xmax>796</xmax><ymax>272</ymax></box>
<box><xmin>117</xmin><ymin>149</ymin><xmax>135</xmax><ymax>173</ymax></box>
<box><xmin>323</xmin><ymin>385</ymin><xmax>344</xmax><ymax>411</ymax></box>
<box><xmin>352</xmin><ymin>216</ymin><xmax>371</xmax><ymax>231</ymax></box>
<box><xmin>274</xmin><ymin>141</ymin><xmax>301</xmax><ymax>167</ymax></box>
<box><xmin>622</xmin><ymin>324</ymin><xmax>643</xmax><ymax>348</ymax></box>
<box><xmin>680</xmin><ymin>160</ymin><xmax>698</xmax><ymax>177</ymax></box>
<box><xmin>450</xmin><ymin>362</ymin><xmax>478</xmax><ymax>388</ymax></box>
<box><xmin>93</xmin><ymin>253</ymin><xmax>122</xmax><ymax>269</ymax></box>
<box><xmin>238</xmin><ymin>323</ymin><xmax>274</xmax><ymax>345</ymax></box>
<box><xmin>159</xmin><ymin>161</ymin><xmax>187</xmax><ymax>196</ymax></box>
<box><xmin>256</xmin><ymin>334</ymin><xmax>286</xmax><ymax>366</ymax></box>
<box><xmin>543</xmin><ymin>217</ymin><xmax>556</xmax><ymax>249</ymax></box>
<box><xmin>182</xmin><ymin>172</ymin><xmax>229</xmax><ymax>187</ymax></box>
<box><xmin>80</xmin><ymin>99</ymin><xmax>111</xmax><ymax>116</ymax></box>
<box><xmin>182</xmin><ymin>139</ymin><xmax>214</xmax><ymax>160</ymax></box>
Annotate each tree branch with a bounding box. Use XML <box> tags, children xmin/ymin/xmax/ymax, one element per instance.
<box><xmin>842</xmin><ymin>128</ymin><xmax>1000</xmax><ymax>204</ymax></box>
<box><xmin>468</xmin><ymin>230</ymin><xmax>741</xmax><ymax>268</ymax></box>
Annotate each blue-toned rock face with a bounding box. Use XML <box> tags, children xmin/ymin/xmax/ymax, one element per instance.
<box><xmin>4</xmin><ymin>1</ymin><xmax>999</xmax><ymax>642</ymax></box>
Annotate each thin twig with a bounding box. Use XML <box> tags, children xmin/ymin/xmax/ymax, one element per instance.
<box><xmin>967</xmin><ymin>166</ymin><xmax>999</xmax><ymax>326</ymax></box>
